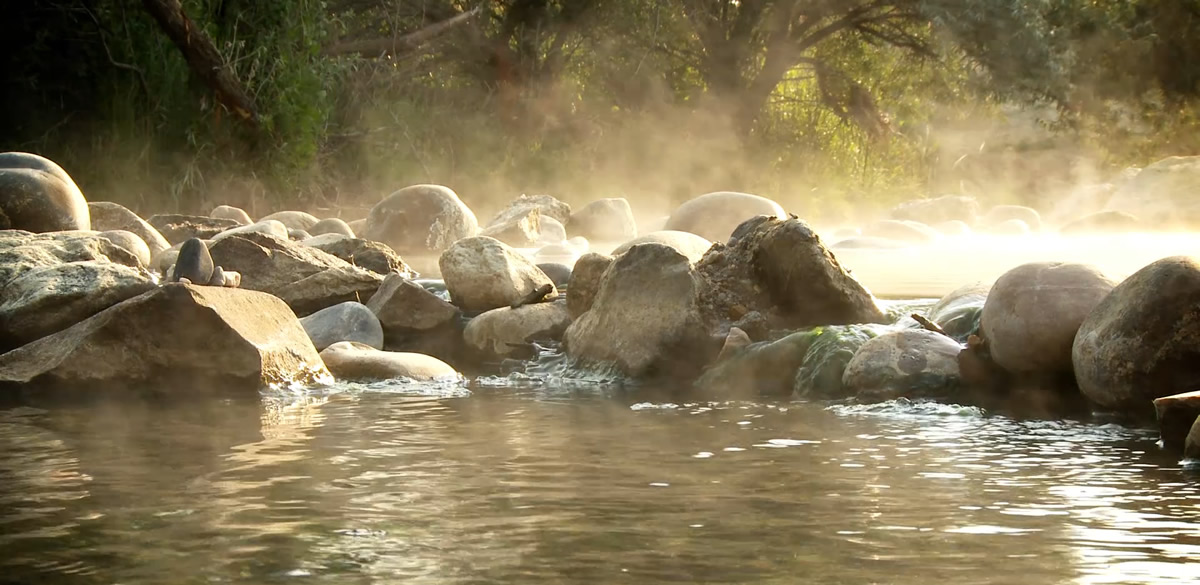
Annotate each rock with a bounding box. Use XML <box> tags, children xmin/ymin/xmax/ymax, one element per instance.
<box><xmin>1154</xmin><ymin>391</ymin><xmax>1200</xmax><ymax>451</ymax></box>
<box><xmin>566</xmin><ymin>252</ymin><xmax>614</xmax><ymax>319</ymax></box>
<box><xmin>480</xmin><ymin>208</ymin><xmax>543</xmax><ymax>248</ymax></box>
<box><xmin>533</xmin><ymin>242</ymin><xmax>582</xmax><ymax>266</ymax></box>
<box><xmin>564</xmin><ymin>243</ymin><xmax>710</xmax><ymax>379</ymax></box>
<box><xmin>0</xmin><ymin>152</ymin><xmax>89</xmax><ymax>233</ymax></box>
<box><xmin>299</xmin><ymin>301</ymin><xmax>384</xmax><ymax>351</ymax></box>
<box><xmin>0</xmin><ymin>284</ymin><xmax>329</xmax><ymax>390</ymax></box>
<box><xmin>717</xmin><ymin>326</ymin><xmax>752</xmax><ymax>361</ymax></box>
<box><xmin>926</xmin><ymin>283</ymin><xmax>989</xmax><ymax>343</ymax></box>
<box><xmin>288</xmin><ymin>229</ymin><xmax>312</xmax><ymax>241</ymax></box>
<box><xmin>1106</xmin><ymin>156</ymin><xmax>1200</xmax><ymax>228</ymax></box>
<box><xmin>861</xmin><ymin>220</ymin><xmax>940</xmax><ymax>243</ymax></box>
<box><xmin>696</xmin><ymin>330</ymin><xmax>815</xmax><ymax>398</ymax></box>
<box><xmin>309</xmin><ymin>217</ymin><xmax>355</xmax><ymax>237</ymax></box>
<box><xmin>981</xmin><ymin>218</ymin><xmax>1031</xmax><ymax>235</ymax></box>
<box><xmin>0</xmin><ymin>229</ymin><xmax>142</xmax><ymax>288</ymax></box>
<box><xmin>981</xmin><ymin>262</ymin><xmax>1115</xmax><ymax>379</ymax></box>
<box><xmin>1187</xmin><ymin>415</ymin><xmax>1200</xmax><ymax>460</ymax></box>
<box><xmin>537</xmin><ymin>263</ymin><xmax>572</xmax><ymax>287</ymax></box>
<box><xmin>260</xmin><ymin>210</ymin><xmax>320</xmax><ymax>231</ymax></box>
<box><xmin>88</xmin><ymin>201</ymin><xmax>170</xmax><ymax>254</ymax></box>
<box><xmin>438</xmin><ymin>236</ymin><xmax>555</xmax><ymax>312</ymax></box>
<box><xmin>148</xmin><ymin>214</ymin><xmax>241</xmax><ymax>244</ymax></box>
<box><xmin>303</xmin><ymin>235</ymin><xmax>416</xmax><ymax>278</ymax></box>
<box><xmin>1074</xmin><ymin>257</ymin><xmax>1200</xmax><ymax>413</ymax></box>
<box><xmin>464</xmin><ymin>301</ymin><xmax>572</xmax><ymax>359</ymax></box>
<box><xmin>152</xmin><ymin>242</ymin><xmax>183</xmax><ymax>275</ymax></box>
<box><xmin>367</xmin><ymin>273</ymin><xmax>460</xmax><ymax>332</ymax></box>
<box><xmin>319</xmin><ymin>342</ymin><xmax>459</xmax><ymax>381</ymax></box>
<box><xmin>210</xmin><ymin>220</ymin><xmax>289</xmax><ymax>243</ymax></box>
<box><xmin>665</xmin><ymin>191</ymin><xmax>786</xmax><ymax>243</ymax></box>
<box><xmin>494</xmin><ymin>194</ymin><xmax>572</xmax><ymax>225</ymax></box>
<box><xmin>482</xmin><ymin>194</ymin><xmax>571</xmax><ymax>247</ymax></box>
<box><xmin>933</xmin><ymin>220</ymin><xmax>972</xmax><ymax>236</ymax></box>
<box><xmin>362</xmin><ymin>184</ymin><xmax>479</xmax><ymax>256</ymax></box>
<box><xmin>207</xmin><ymin>232</ymin><xmax>383</xmax><ymax>316</ymax></box>
<box><xmin>983</xmin><ymin>205</ymin><xmax>1042</xmax><ymax>231</ymax></box>
<box><xmin>611</xmin><ymin>231</ymin><xmax>713</xmax><ymax>264</ymax></box>
<box><xmin>347</xmin><ymin>218</ymin><xmax>366</xmax><ymax>234</ymax></box>
<box><xmin>171</xmin><ymin>238</ymin><xmax>214</xmax><ymax>284</ymax></box>
<box><xmin>794</xmin><ymin>324</ymin><xmax>890</xmax><ymax>399</ymax></box>
<box><xmin>842</xmin><ymin>329</ymin><xmax>962</xmax><ymax>403</ymax></box>
<box><xmin>830</xmin><ymin>236</ymin><xmax>911</xmax><ymax>250</ymax></box>
<box><xmin>210</xmin><ymin>205</ymin><xmax>253</xmax><ymax>225</ymax></box>
<box><xmin>568</xmin><ymin>198</ymin><xmax>637</xmax><ymax>243</ymax></box>
<box><xmin>0</xmin><ymin>260</ymin><xmax>157</xmax><ymax>350</ymax></box>
<box><xmin>538</xmin><ymin>217</ymin><xmax>567</xmax><ymax>244</ymax></box>
<box><xmin>1059</xmin><ymin>210</ymin><xmax>1141</xmax><ymax>235</ymax></box>
<box><xmin>98</xmin><ymin>230</ymin><xmax>151</xmax><ymax>267</ymax></box>
<box><xmin>890</xmin><ymin>194</ymin><xmax>980</xmax><ymax>224</ymax></box>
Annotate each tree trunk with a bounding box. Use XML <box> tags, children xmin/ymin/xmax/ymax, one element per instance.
<box><xmin>140</xmin><ymin>0</ymin><xmax>258</xmax><ymax>126</ymax></box>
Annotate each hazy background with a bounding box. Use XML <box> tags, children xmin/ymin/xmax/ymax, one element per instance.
<box><xmin>3</xmin><ymin>1</ymin><xmax>1199</xmax><ymax>225</ymax></box>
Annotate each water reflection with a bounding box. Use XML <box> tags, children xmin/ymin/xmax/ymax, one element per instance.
<box><xmin>0</xmin><ymin>387</ymin><xmax>1197</xmax><ymax>584</ymax></box>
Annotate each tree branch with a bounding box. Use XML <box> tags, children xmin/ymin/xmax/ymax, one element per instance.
<box><xmin>323</xmin><ymin>5</ymin><xmax>482</xmax><ymax>57</ymax></box>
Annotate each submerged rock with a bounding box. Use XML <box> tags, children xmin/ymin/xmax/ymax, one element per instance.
<box><xmin>665</xmin><ymin>191</ymin><xmax>786</xmax><ymax>243</ymax></box>
<box><xmin>0</xmin><ymin>152</ymin><xmax>89</xmax><ymax>233</ymax></box>
<box><xmin>299</xmin><ymin>301</ymin><xmax>384</xmax><ymax>351</ymax></box>
<box><xmin>148</xmin><ymin>214</ymin><xmax>241</xmax><ymax>244</ymax></box>
<box><xmin>568</xmin><ymin>198</ymin><xmax>637</xmax><ymax>243</ymax></box>
<box><xmin>319</xmin><ymin>341</ymin><xmax>459</xmax><ymax>381</ymax></box>
<box><xmin>362</xmin><ymin>184</ymin><xmax>478</xmax><ymax>256</ymax></box>
<box><xmin>464</xmin><ymin>301</ymin><xmax>572</xmax><ymax>359</ymax></box>
<box><xmin>88</xmin><ymin>201</ymin><xmax>170</xmax><ymax>255</ymax></box>
<box><xmin>439</xmin><ymin>236</ymin><xmax>554</xmax><ymax>312</ymax></box>
<box><xmin>842</xmin><ymin>329</ymin><xmax>962</xmax><ymax>403</ymax></box>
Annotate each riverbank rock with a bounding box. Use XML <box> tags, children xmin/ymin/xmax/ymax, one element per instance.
<box><xmin>260</xmin><ymin>210</ymin><xmax>319</xmax><ymax>231</ymax></box>
<box><xmin>97</xmin><ymin>230</ymin><xmax>152</xmax><ymax>267</ymax></box>
<box><xmin>210</xmin><ymin>220</ymin><xmax>289</xmax><ymax>243</ymax></box>
<box><xmin>794</xmin><ymin>324</ymin><xmax>890</xmax><ymax>399</ymax></box>
<box><xmin>0</xmin><ymin>284</ymin><xmax>329</xmax><ymax>391</ymax></box>
<box><xmin>482</xmin><ymin>194</ymin><xmax>571</xmax><ymax>247</ymax></box>
<box><xmin>366</xmin><ymin>275</ymin><xmax>464</xmax><ymax>364</ymax></box>
<box><xmin>1106</xmin><ymin>156</ymin><xmax>1200</xmax><ymax>228</ymax></box>
<box><xmin>439</xmin><ymin>236</ymin><xmax>554</xmax><ymax>312</ymax></box>
<box><xmin>926</xmin><ymin>283</ymin><xmax>989</xmax><ymax>343</ymax></box>
<box><xmin>843</xmin><ymin>329</ymin><xmax>962</xmax><ymax>403</ymax></box>
<box><xmin>0</xmin><ymin>230</ymin><xmax>142</xmax><ymax>287</ymax></box>
<box><xmin>983</xmin><ymin>205</ymin><xmax>1042</xmax><ymax>231</ymax></box>
<box><xmin>0</xmin><ymin>260</ymin><xmax>156</xmax><ymax>351</ymax></box>
<box><xmin>1154</xmin><ymin>391</ymin><xmax>1200</xmax><ymax>452</ymax></box>
<box><xmin>362</xmin><ymin>184</ymin><xmax>478</xmax><ymax>255</ymax></box>
<box><xmin>210</xmin><ymin>205</ymin><xmax>252</xmax><ymax>225</ymax></box>
<box><xmin>612</xmin><ymin>231</ymin><xmax>713</xmax><ymax>264</ymax></box>
<box><xmin>537</xmin><ymin>263</ymin><xmax>572</xmax><ymax>288</ymax></box>
<box><xmin>171</xmin><ymin>238</ymin><xmax>214</xmax><ymax>284</ymax></box>
<box><xmin>890</xmin><ymin>194</ymin><xmax>980</xmax><ymax>225</ymax></box>
<box><xmin>665</xmin><ymin>191</ymin><xmax>786</xmax><ymax>243</ymax></box>
<box><xmin>319</xmin><ymin>342</ymin><xmax>459</xmax><ymax>381</ymax></box>
<box><xmin>565</xmin><ymin>243</ymin><xmax>710</xmax><ymax>378</ymax></box>
<box><xmin>696</xmin><ymin>330</ymin><xmax>814</xmax><ymax>398</ymax></box>
<box><xmin>148</xmin><ymin>214</ymin><xmax>241</xmax><ymax>244</ymax></box>
<box><xmin>208</xmin><ymin>232</ymin><xmax>383</xmax><ymax>315</ymax></box>
<box><xmin>464</xmin><ymin>300</ymin><xmax>571</xmax><ymax>359</ymax></box>
<box><xmin>981</xmin><ymin>262</ymin><xmax>1115</xmax><ymax>380</ymax></box>
<box><xmin>0</xmin><ymin>152</ymin><xmax>89</xmax><ymax>233</ymax></box>
<box><xmin>88</xmin><ymin>201</ymin><xmax>170</xmax><ymax>255</ymax></box>
<box><xmin>299</xmin><ymin>301</ymin><xmax>384</xmax><ymax>351</ymax></box>
<box><xmin>309</xmin><ymin>218</ymin><xmax>354</xmax><ymax>237</ymax></box>
<box><xmin>1074</xmin><ymin>257</ymin><xmax>1200</xmax><ymax>413</ymax></box>
<box><xmin>566</xmin><ymin>252</ymin><xmax>613</xmax><ymax>319</ymax></box>
<box><xmin>568</xmin><ymin>198</ymin><xmax>637</xmax><ymax>243</ymax></box>
<box><xmin>302</xmin><ymin>235</ymin><xmax>416</xmax><ymax>278</ymax></box>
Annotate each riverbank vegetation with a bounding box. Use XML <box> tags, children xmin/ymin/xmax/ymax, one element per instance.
<box><xmin>4</xmin><ymin>1</ymin><xmax>1200</xmax><ymax>219</ymax></box>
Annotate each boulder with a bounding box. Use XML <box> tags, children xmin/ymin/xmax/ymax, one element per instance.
<box><xmin>0</xmin><ymin>284</ymin><xmax>329</xmax><ymax>391</ymax></box>
<box><xmin>482</xmin><ymin>194</ymin><xmax>571</xmax><ymax>247</ymax></box>
<box><xmin>1155</xmin><ymin>391</ymin><xmax>1200</xmax><ymax>452</ymax></box>
<box><xmin>366</xmin><ymin>274</ymin><xmax>460</xmax><ymax>332</ymax></box>
<box><xmin>842</xmin><ymin>329</ymin><xmax>962</xmax><ymax>403</ymax></box>
<box><xmin>696</xmin><ymin>330</ymin><xmax>815</xmax><ymax>398</ymax></box>
<box><xmin>148</xmin><ymin>214</ymin><xmax>241</xmax><ymax>244</ymax></box>
<box><xmin>566</xmin><ymin>252</ymin><xmax>613</xmax><ymax>319</ymax></box>
<box><xmin>362</xmin><ymin>184</ymin><xmax>479</xmax><ymax>256</ymax></box>
<box><xmin>564</xmin><ymin>243</ymin><xmax>710</xmax><ymax>378</ymax></box>
<box><xmin>494</xmin><ymin>194</ymin><xmax>572</xmax><ymax>225</ymax></box>
<box><xmin>665</xmin><ymin>191</ymin><xmax>786</xmax><ymax>243</ymax></box>
<box><xmin>926</xmin><ymin>283</ymin><xmax>989</xmax><ymax>343</ymax></box>
<box><xmin>537</xmin><ymin>263</ymin><xmax>572</xmax><ymax>287</ymax></box>
<box><xmin>152</xmin><ymin>242</ymin><xmax>183</xmax><ymax>275</ymax></box>
<box><xmin>210</xmin><ymin>205</ymin><xmax>253</xmax><ymax>225</ymax></box>
<box><xmin>309</xmin><ymin>218</ymin><xmax>355</xmax><ymax>237</ymax></box>
<box><xmin>98</xmin><ymin>230</ymin><xmax>151</xmax><ymax>267</ymax></box>
<box><xmin>260</xmin><ymin>210</ymin><xmax>320</xmax><ymax>231</ymax></box>
<box><xmin>207</xmin><ymin>232</ymin><xmax>383</xmax><ymax>315</ymax></box>
<box><xmin>538</xmin><ymin>217</ymin><xmax>567</xmax><ymax>244</ymax></box>
<box><xmin>88</xmin><ymin>201</ymin><xmax>170</xmax><ymax>254</ymax></box>
<box><xmin>0</xmin><ymin>230</ymin><xmax>142</xmax><ymax>287</ymax></box>
<box><xmin>861</xmin><ymin>220</ymin><xmax>940</xmax><ymax>243</ymax></box>
<box><xmin>568</xmin><ymin>198</ymin><xmax>637</xmax><ymax>243</ymax></box>
<box><xmin>171</xmin><ymin>238</ymin><xmax>214</xmax><ymax>284</ymax></box>
<box><xmin>1059</xmin><ymin>210</ymin><xmax>1141</xmax><ymax>235</ymax></box>
<box><xmin>210</xmin><ymin>220</ymin><xmax>289</xmax><ymax>243</ymax></box>
<box><xmin>1188</xmin><ymin>415</ymin><xmax>1200</xmax><ymax>460</ymax></box>
<box><xmin>890</xmin><ymin>194</ymin><xmax>980</xmax><ymax>224</ymax></box>
<box><xmin>438</xmin><ymin>236</ymin><xmax>554</xmax><ymax>312</ymax></box>
<box><xmin>480</xmin><ymin>208</ymin><xmax>543</xmax><ymax>248</ymax></box>
<box><xmin>1074</xmin><ymin>257</ymin><xmax>1200</xmax><ymax>413</ymax></box>
<box><xmin>1106</xmin><ymin>156</ymin><xmax>1200</xmax><ymax>228</ymax></box>
<box><xmin>288</xmin><ymin>229</ymin><xmax>312</xmax><ymax>241</ymax></box>
<box><xmin>303</xmin><ymin>235</ymin><xmax>416</xmax><ymax>278</ymax></box>
<box><xmin>981</xmin><ymin>262</ymin><xmax>1115</xmax><ymax>378</ymax></box>
<box><xmin>299</xmin><ymin>301</ymin><xmax>384</xmax><ymax>351</ymax></box>
<box><xmin>983</xmin><ymin>205</ymin><xmax>1042</xmax><ymax>231</ymax></box>
<box><xmin>0</xmin><ymin>260</ymin><xmax>157</xmax><ymax>350</ymax></box>
<box><xmin>319</xmin><ymin>342</ymin><xmax>459</xmax><ymax>382</ymax></box>
<box><xmin>0</xmin><ymin>152</ymin><xmax>89</xmax><ymax>233</ymax></box>
<box><xmin>464</xmin><ymin>301</ymin><xmax>572</xmax><ymax>359</ymax></box>
<box><xmin>533</xmin><ymin>242</ymin><xmax>582</xmax><ymax>266</ymax></box>
<box><xmin>794</xmin><ymin>324</ymin><xmax>891</xmax><ymax>399</ymax></box>
<box><xmin>611</xmin><ymin>231</ymin><xmax>713</xmax><ymax>264</ymax></box>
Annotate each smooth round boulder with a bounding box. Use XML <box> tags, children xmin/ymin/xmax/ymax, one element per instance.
<box><xmin>861</xmin><ymin>220</ymin><xmax>939</xmax><ymax>244</ymax></box>
<box><xmin>362</xmin><ymin>184</ymin><xmax>479</xmax><ymax>256</ymax></box>
<box><xmin>842</xmin><ymin>329</ymin><xmax>963</xmax><ymax>402</ymax></box>
<box><xmin>438</xmin><ymin>236</ymin><xmax>554</xmax><ymax>312</ymax></box>
<box><xmin>1073</xmin><ymin>256</ymin><xmax>1200</xmax><ymax>412</ymax></box>
<box><xmin>611</xmin><ymin>230</ymin><xmax>712</xmax><ymax>264</ymax></box>
<box><xmin>0</xmin><ymin>152</ymin><xmax>89</xmax><ymax>233</ymax></box>
<box><xmin>171</xmin><ymin>238</ymin><xmax>214</xmax><ymax>284</ymax></box>
<box><xmin>464</xmin><ymin>301</ymin><xmax>572</xmax><ymax>358</ymax></box>
<box><xmin>537</xmin><ymin>263</ymin><xmax>573</xmax><ymax>287</ymax></box>
<box><xmin>981</xmin><ymin>262</ymin><xmax>1116</xmax><ymax>377</ymax></box>
<box><xmin>88</xmin><ymin>201</ymin><xmax>171</xmax><ymax>254</ymax></box>
<box><xmin>568</xmin><ymin>198</ymin><xmax>637</xmax><ymax>243</ymax></box>
<box><xmin>260</xmin><ymin>210</ymin><xmax>319</xmax><ymax>231</ymax></box>
<box><xmin>299</xmin><ymin>301</ymin><xmax>384</xmax><ymax>351</ymax></box>
<box><xmin>926</xmin><ymin>282</ymin><xmax>989</xmax><ymax>343</ymax></box>
<box><xmin>319</xmin><ymin>341</ymin><xmax>459</xmax><ymax>381</ymax></box>
<box><xmin>534</xmin><ymin>242</ymin><xmax>581</xmax><ymax>266</ymax></box>
<box><xmin>98</xmin><ymin>230</ymin><xmax>152</xmax><ymax>267</ymax></box>
<box><xmin>538</xmin><ymin>216</ymin><xmax>567</xmax><ymax>244</ymax></box>
<box><xmin>309</xmin><ymin>217</ymin><xmax>355</xmax><ymax>237</ymax></box>
<box><xmin>983</xmin><ymin>205</ymin><xmax>1042</xmax><ymax>231</ymax></box>
<box><xmin>664</xmin><ymin>191</ymin><xmax>785</xmax><ymax>243</ymax></box>
<box><xmin>210</xmin><ymin>205</ymin><xmax>253</xmax><ymax>225</ymax></box>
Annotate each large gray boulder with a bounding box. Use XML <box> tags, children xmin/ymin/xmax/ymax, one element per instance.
<box><xmin>842</xmin><ymin>329</ymin><xmax>962</xmax><ymax>403</ymax></box>
<box><xmin>438</xmin><ymin>236</ymin><xmax>554</xmax><ymax>312</ymax></box>
<box><xmin>464</xmin><ymin>301</ymin><xmax>571</xmax><ymax>359</ymax></box>
<box><xmin>1074</xmin><ymin>257</ymin><xmax>1200</xmax><ymax>413</ymax></box>
<box><xmin>0</xmin><ymin>152</ymin><xmax>89</xmax><ymax>233</ymax></box>
<box><xmin>319</xmin><ymin>342</ymin><xmax>459</xmax><ymax>382</ymax></box>
<box><xmin>362</xmin><ymin>184</ymin><xmax>478</xmax><ymax>256</ymax></box>
<box><xmin>568</xmin><ymin>198</ymin><xmax>637</xmax><ymax>243</ymax></box>
<box><xmin>148</xmin><ymin>214</ymin><xmax>241</xmax><ymax>244</ymax></box>
<box><xmin>299</xmin><ymin>301</ymin><xmax>384</xmax><ymax>351</ymax></box>
<box><xmin>303</xmin><ymin>235</ymin><xmax>417</xmax><ymax>278</ymax></box>
<box><xmin>207</xmin><ymin>232</ymin><xmax>383</xmax><ymax>315</ymax></box>
<box><xmin>665</xmin><ymin>191</ymin><xmax>786</xmax><ymax>243</ymax></box>
<box><xmin>0</xmin><ymin>284</ymin><xmax>329</xmax><ymax>391</ymax></box>
<box><xmin>611</xmin><ymin>231</ymin><xmax>712</xmax><ymax>264</ymax></box>
<box><xmin>0</xmin><ymin>230</ymin><xmax>142</xmax><ymax>288</ymax></box>
<box><xmin>695</xmin><ymin>330</ymin><xmax>815</xmax><ymax>398</ymax></box>
<box><xmin>566</xmin><ymin>252</ymin><xmax>613</xmax><ymax>319</ymax></box>
<box><xmin>1106</xmin><ymin>156</ymin><xmax>1200</xmax><ymax>228</ymax></box>
<box><xmin>88</xmin><ymin>201</ymin><xmax>171</xmax><ymax>255</ymax></box>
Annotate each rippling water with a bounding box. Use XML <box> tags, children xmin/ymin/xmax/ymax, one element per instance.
<box><xmin>2</xmin><ymin>382</ymin><xmax>1198</xmax><ymax>585</ymax></box>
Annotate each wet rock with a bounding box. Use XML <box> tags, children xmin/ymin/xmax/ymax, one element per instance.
<box><xmin>0</xmin><ymin>260</ymin><xmax>156</xmax><ymax>350</ymax></box>
<box><xmin>439</xmin><ymin>236</ymin><xmax>554</xmax><ymax>312</ymax></box>
<box><xmin>303</xmin><ymin>235</ymin><xmax>416</xmax><ymax>277</ymax></box>
<box><xmin>861</xmin><ymin>220</ymin><xmax>940</xmax><ymax>243</ymax></box>
<box><xmin>696</xmin><ymin>330</ymin><xmax>815</xmax><ymax>398</ymax></box>
<box><xmin>299</xmin><ymin>301</ymin><xmax>384</xmax><ymax>351</ymax></box>
<box><xmin>0</xmin><ymin>284</ymin><xmax>329</xmax><ymax>391</ymax></box>
<box><xmin>611</xmin><ymin>231</ymin><xmax>713</xmax><ymax>264</ymax></box>
<box><xmin>537</xmin><ymin>263</ymin><xmax>572</xmax><ymax>287</ymax></box>
<box><xmin>148</xmin><ymin>214</ymin><xmax>241</xmax><ymax>244</ymax></box>
<box><xmin>260</xmin><ymin>210</ymin><xmax>319</xmax><ymax>231</ymax></box>
<box><xmin>207</xmin><ymin>232</ymin><xmax>383</xmax><ymax>316</ymax></box>
<box><xmin>842</xmin><ymin>329</ymin><xmax>962</xmax><ymax>403</ymax></box>
<box><xmin>309</xmin><ymin>217</ymin><xmax>355</xmax><ymax>237</ymax></box>
<box><xmin>1075</xmin><ymin>257</ymin><xmax>1200</xmax><ymax>413</ymax></box>
<box><xmin>890</xmin><ymin>194</ymin><xmax>980</xmax><ymax>224</ymax></box>
<box><xmin>362</xmin><ymin>184</ymin><xmax>479</xmax><ymax>256</ymax></box>
<box><xmin>152</xmin><ymin>242</ymin><xmax>183</xmax><ymax>275</ymax></box>
<box><xmin>926</xmin><ymin>283</ymin><xmax>989</xmax><ymax>343</ymax></box>
<box><xmin>568</xmin><ymin>198</ymin><xmax>637</xmax><ymax>243</ymax></box>
<box><xmin>794</xmin><ymin>324</ymin><xmax>890</xmax><ymax>399</ymax></box>
<box><xmin>367</xmin><ymin>273</ymin><xmax>460</xmax><ymax>332</ymax></box>
<box><xmin>171</xmin><ymin>238</ymin><xmax>214</xmax><ymax>284</ymax></box>
<box><xmin>0</xmin><ymin>230</ymin><xmax>142</xmax><ymax>287</ymax></box>
<box><xmin>210</xmin><ymin>220</ymin><xmax>289</xmax><ymax>243</ymax></box>
<box><xmin>1106</xmin><ymin>156</ymin><xmax>1200</xmax><ymax>228</ymax></box>
<box><xmin>210</xmin><ymin>205</ymin><xmax>253</xmax><ymax>225</ymax></box>
<box><xmin>933</xmin><ymin>220</ymin><xmax>972</xmax><ymax>236</ymax></box>
<box><xmin>464</xmin><ymin>300</ymin><xmax>571</xmax><ymax>359</ymax></box>
<box><xmin>97</xmin><ymin>230</ymin><xmax>151</xmax><ymax>267</ymax></box>
<box><xmin>88</xmin><ymin>201</ymin><xmax>170</xmax><ymax>254</ymax></box>
<box><xmin>1059</xmin><ymin>211</ymin><xmax>1141</xmax><ymax>235</ymax></box>
<box><xmin>319</xmin><ymin>342</ymin><xmax>459</xmax><ymax>381</ymax></box>
<box><xmin>980</xmin><ymin>218</ymin><xmax>1031</xmax><ymax>235</ymax></box>
<box><xmin>665</xmin><ymin>191</ymin><xmax>786</xmax><ymax>243</ymax></box>
<box><xmin>565</xmin><ymin>243</ymin><xmax>710</xmax><ymax>379</ymax></box>
<box><xmin>983</xmin><ymin>205</ymin><xmax>1042</xmax><ymax>231</ymax></box>
<box><xmin>1154</xmin><ymin>391</ymin><xmax>1200</xmax><ymax>451</ymax></box>
<box><xmin>0</xmin><ymin>152</ymin><xmax>89</xmax><ymax>233</ymax></box>
<box><xmin>981</xmin><ymin>262</ymin><xmax>1115</xmax><ymax>379</ymax></box>
<box><xmin>1186</xmin><ymin>415</ymin><xmax>1200</xmax><ymax>460</ymax></box>
<box><xmin>566</xmin><ymin>252</ymin><xmax>613</xmax><ymax>319</ymax></box>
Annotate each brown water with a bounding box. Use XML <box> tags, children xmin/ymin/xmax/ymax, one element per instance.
<box><xmin>2</xmin><ymin>381</ymin><xmax>1198</xmax><ymax>585</ymax></box>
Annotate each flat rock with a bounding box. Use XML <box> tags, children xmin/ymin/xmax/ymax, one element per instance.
<box><xmin>0</xmin><ymin>230</ymin><xmax>142</xmax><ymax>288</ymax></box>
